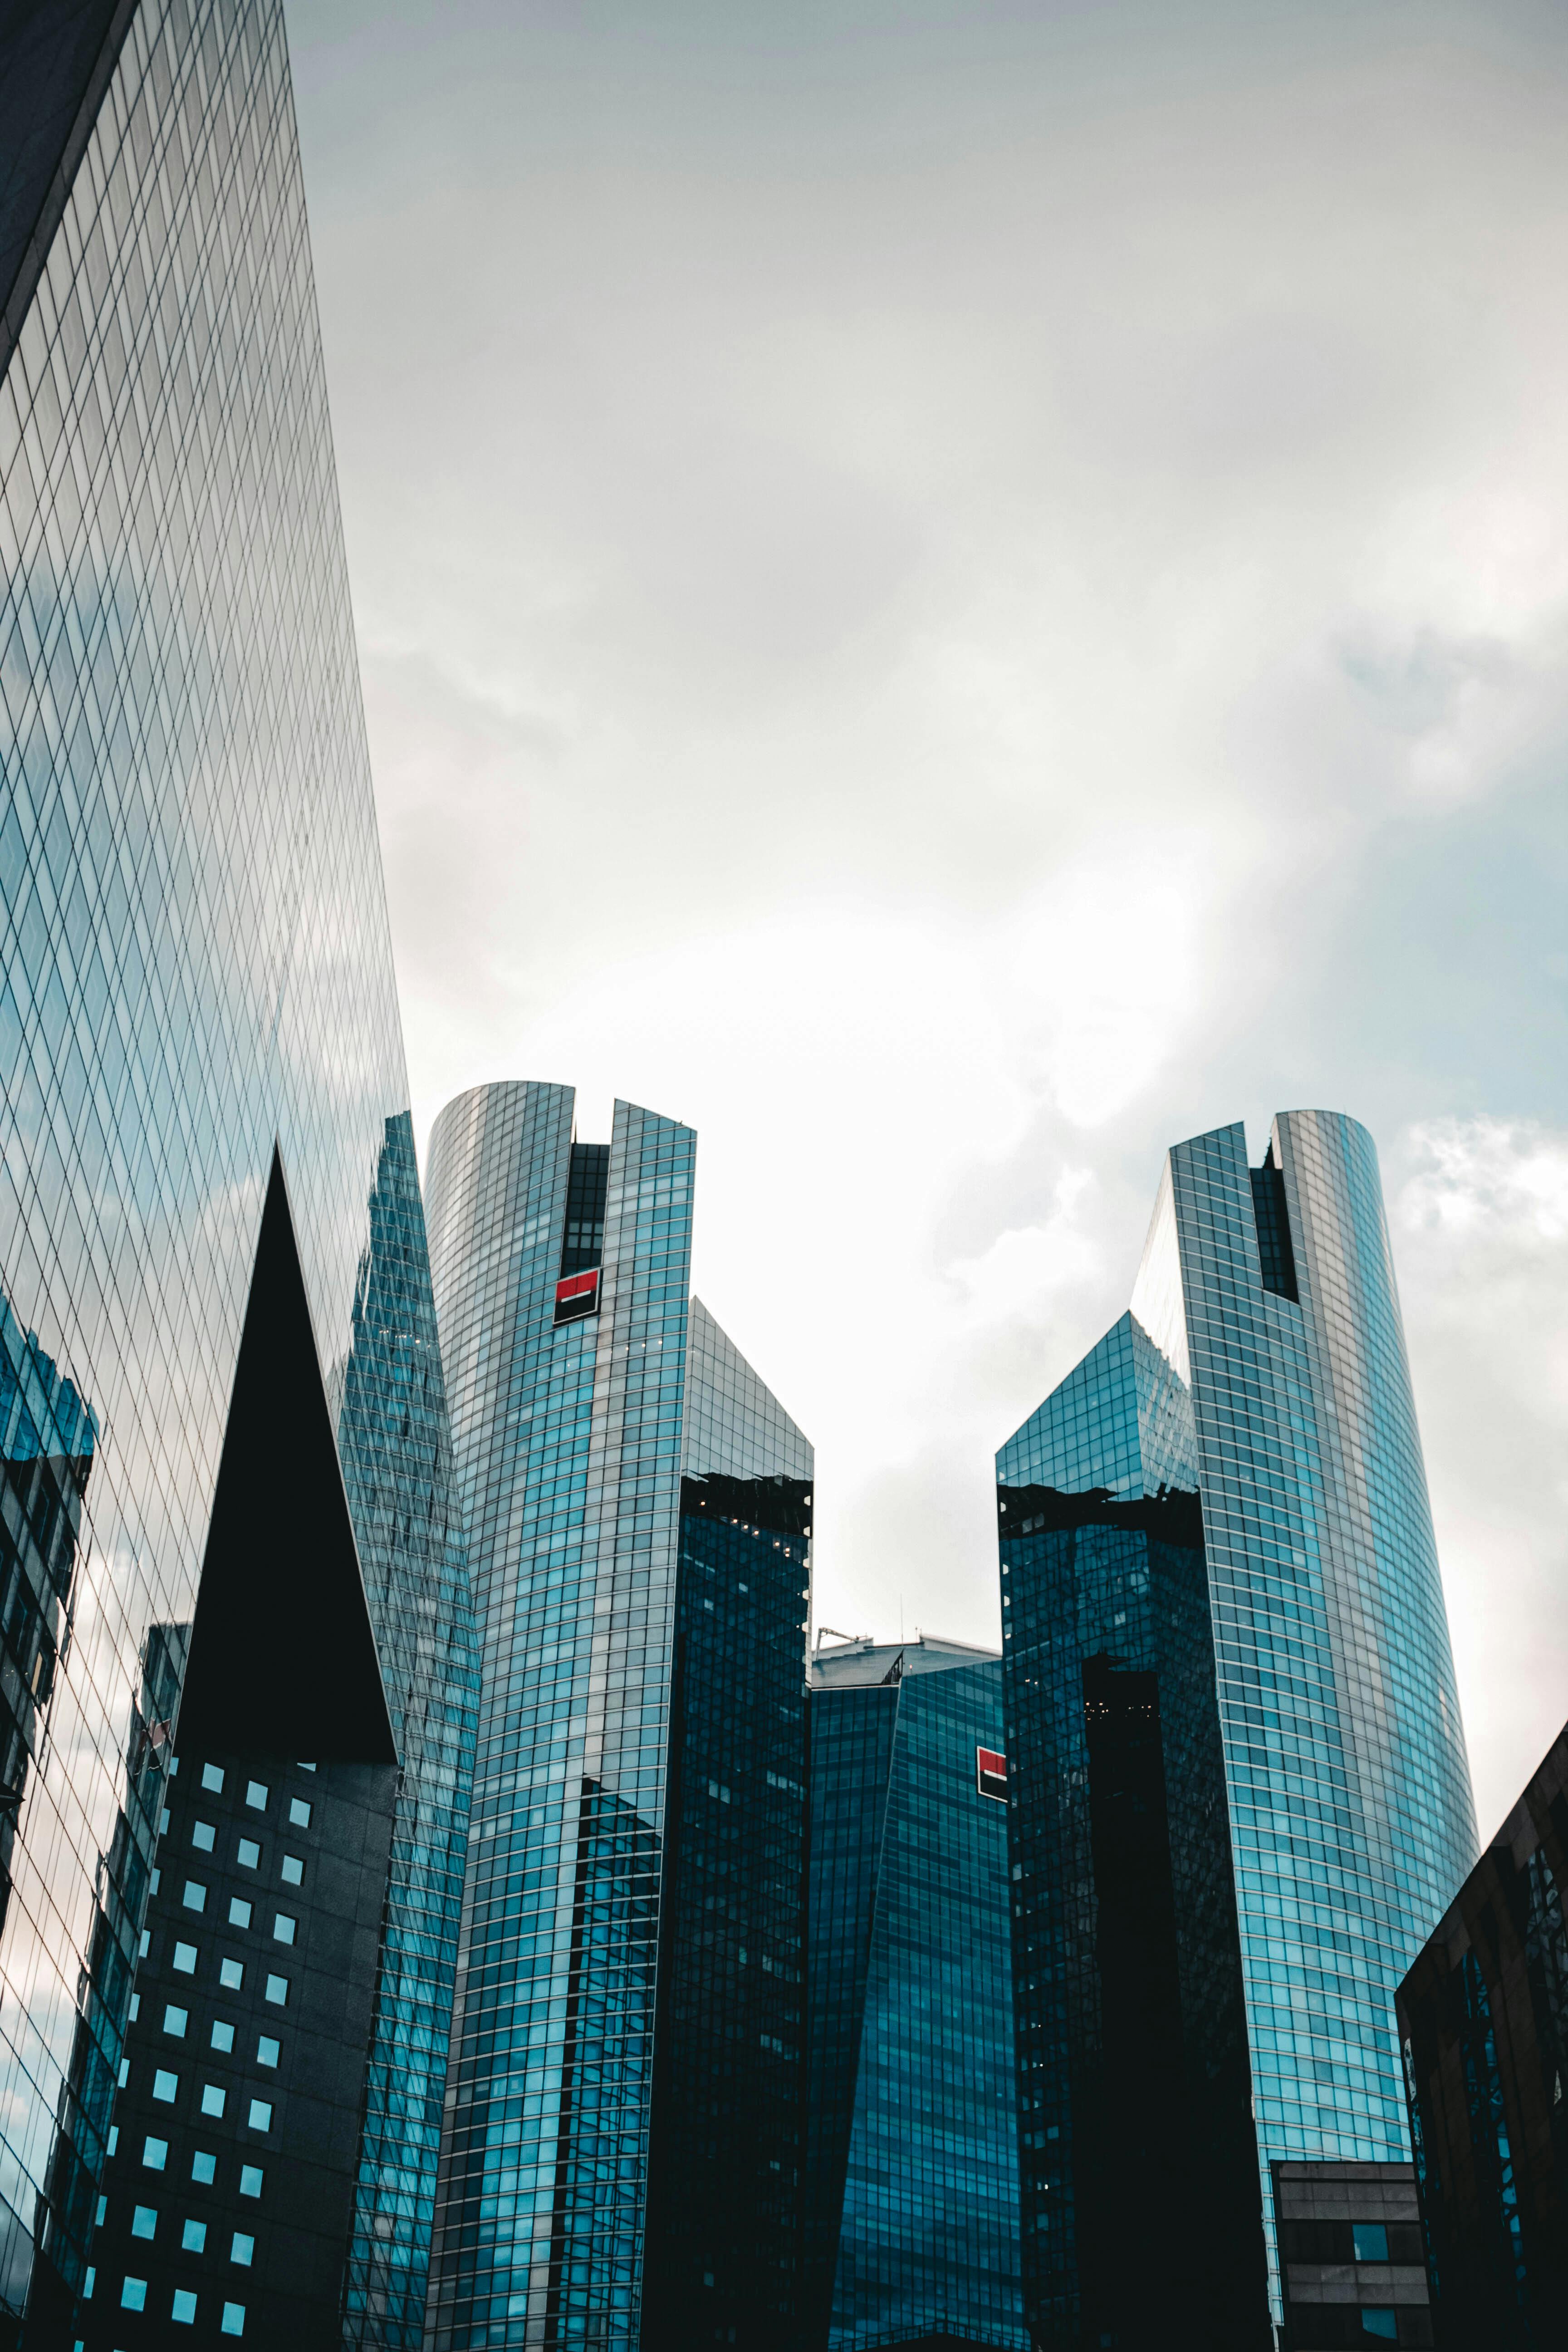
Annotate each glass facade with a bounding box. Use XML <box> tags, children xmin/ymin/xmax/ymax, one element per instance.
<box><xmin>0</xmin><ymin>0</ymin><xmax>478</xmax><ymax>2339</ymax></box>
<box><xmin>1122</xmin><ymin>1112</ymin><xmax>1476</xmax><ymax>2308</ymax></box>
<box><xmin>804</xmin><ymin>1635</ymin><xmax>1027</xmax><ymax>2352</ymax></box>
<box><xmin>423</xmin><ymin>1084</ymin><xmax>813</xmax><ymax>2350</ymax></box>
<box><xmin>996</xmin><ymin>1313</ymin><xmax>1267</xmax><ymax>2348</ymax></box>
<box><xmin>1397</xmin><ymin>1718</ymin><xmax>1568</xmax><ymax>2347</ymax></box>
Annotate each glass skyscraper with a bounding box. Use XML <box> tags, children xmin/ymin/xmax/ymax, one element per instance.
<box><xmin>1002</xmin><ymin>1109</ymin><xmax>1474</xmax><ymax>2324</ymax></box>
<box><xmin>997</xmin><ymin>1316</ymin><xmax>1267</xmax><ymax>2347</ymax></box>
<box><xmin>0</xmin><ymin>1</ymin><xmax>478</xmax><ymax>2340</ymax></box>
<box><xmin>422</xmin><ymin>1082</ymin><xmax>814</xmax><ymax>2351</ymax></box>
<box><xmin>804</xmin><ymin>1632</ymin><xmax>1027</xmax><ymax>2352</ymax></box>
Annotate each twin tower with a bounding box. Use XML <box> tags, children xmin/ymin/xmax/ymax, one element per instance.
<box><xmin>415</xmin><ymin>1083</ymin><xmax>1476</xmax><ymax>2351</ymax></box>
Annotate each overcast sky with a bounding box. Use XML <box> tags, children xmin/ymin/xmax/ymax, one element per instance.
<box><xmin>285</xmin><ymin>0</ymin><xmax>1568</xmax><ymax>1839</ymax></box>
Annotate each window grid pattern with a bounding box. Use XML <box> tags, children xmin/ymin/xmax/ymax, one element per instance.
<box><xmin>1128</xmin><ymin>1112</ymin><xmax>1477</xmax><ymax>2315</ymax></box>
<box><xmin>424</xmin><ymin>1086</ymin><xmax>700</xmax><ymax>2350</ymax></box>
<box><xmin>641</xmin><ymin>1492</ymin><xmax>811</xmax><ymax>2343</ymax></box>
<box><xmin>996</xmin><ymin>1314</ymin><xmax>1265</xmax><ymax>2348</ymax></box>
<box><xmin>0</xmin><ymin>0</ymin><xmax>477</xmax><ymax>2339</ymax></box>
<box><xmin>808</xmin><ymin>1660</ymin><xmax>1027</xmax><ymax>2351</ymax></box>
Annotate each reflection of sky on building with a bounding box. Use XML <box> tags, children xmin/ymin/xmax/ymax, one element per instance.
<box><xmin>1129</xmin><ymin>1112</ymin><xmax>1476</xmax><ymax>2316</ymax></box>
<box><xmin>0</xmin><ymin>0</ymin><xmax>475</xmax><ymax>2332</ymax></box>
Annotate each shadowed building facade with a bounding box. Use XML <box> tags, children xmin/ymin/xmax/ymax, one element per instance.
<box><xmin>997</xmin><ymin>1314</ymin><xmax>1267</xmax><ymax>2349</ymax></box>
<box><xmin>804</xmin><ymin>1632</ymin><xmax>1027</xmax><ymax>2352</ymax></box>
<box><xmin>423</xmin><ymin>1082</ymin><xmax>813</xmax><ymax>2351</ymax></box>
<box><xmin>0</xmin><ymin>1</ymin><xmax>479</xmax><ymax>2339</ymax></box>
<box><xmin>1398</xmin><ymin>1720</ymin><xmax>1568</xmax><ymax>2348</ymax></box>
<box><xmin>1007</xmin><ymin>1110</ymin><xmax>1473</xmax><ymax>2328</ymax></box>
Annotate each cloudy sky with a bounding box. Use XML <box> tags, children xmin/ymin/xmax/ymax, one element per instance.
<box><xmin>285</xmin><ymin>0</ymin><xmax>1567</xmax><ymax>1838</ymax></box>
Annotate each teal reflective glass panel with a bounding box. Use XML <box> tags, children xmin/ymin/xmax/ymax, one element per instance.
<box><xmin>0</xmin><ymin>0</ymin><xmax>477</xmax><ymax>2336</ymax></box>
<box><xmin>1125</xmin><ymin>1112</ymin><xmax>1477</xmax><ymax>2313</ymax></box>
<box><xmin>424</xmin><ymin>1087</ymin><xmax>813</xmax><ymax>2350</ymax></box>
<box><xmin>806</xmin><ymin>1649</ymin><xmax>1027</xmax><ymax>2352</ymax></box>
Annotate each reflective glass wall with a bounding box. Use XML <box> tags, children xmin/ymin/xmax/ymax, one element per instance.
<box><xmin>997</xmin><ymin>1314</ymin><xmax>1267</xmax><ymax>2348</ymax></box>
<box><xmin>423</xmin><ymin>1084</ymin><xmax>813</xmax><ymax>2351</ymax></box>
<box><xmin>1127</xmin><ymin>1111</ymin><xmax>1476</xmax><ymax>2308</ymax></box>
<box><xmin>0</xmin><ymin>0</ymin><xmax>477</xmax><ymax>2337</ymax></box>
<box><xmin>805</xmin><ymin>1637</ymin><xmax>1027</xmax><ymax>2352</ymax></box>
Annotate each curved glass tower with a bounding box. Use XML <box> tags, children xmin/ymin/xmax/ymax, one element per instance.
<box><xmin>1124</xmin><ymin>1111</ymin><xmax>1477</xmax><ymax>2295</ymax></box>
<box><xmin>423</xmin><ymin>1082</ymin><xmax>814</xmax><ymax>2351</ymax></box>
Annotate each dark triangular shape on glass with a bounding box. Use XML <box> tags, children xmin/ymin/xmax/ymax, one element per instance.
<box><xmin>0</xmin><ymin>0</ymin><xmax>137</xmax><ymax>372</ymax></box>
<box><xmin>177</xmin><ymin>1149</ymin><xmax>397</xmax><ymax>1763</ymax></box>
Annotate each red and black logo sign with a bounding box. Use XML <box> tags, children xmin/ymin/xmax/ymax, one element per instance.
<box><xmin>976</xmin><ymin>1746</ymin><xmax>1007</xmax><ymax>1803</ymax></box>
<box><xmin>554</xmin><ymin>1267</ymin><xmax>601</xmax><ymax>1325</ymax></box>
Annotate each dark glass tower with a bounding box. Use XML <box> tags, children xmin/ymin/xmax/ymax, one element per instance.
<box><xmin>423</xmin><ymin>1083</ymin><xmax>813</xmax><ymax>2351</ymax></box>
<box><xmin>996</xmin><ymin>1314</ymin><xmax>1268</xmax><ymax>2349</ymax></box>
<box><xmin>1398</xmin><ymin>1718</ymin><xmax>1568</xmax><ymax>2347</ymax></box>
<box><xmin>0</xmin><ymin>2</ymin><xmax>478</xmax><ymax>2340</ymax></box>
<box><xmin>804</xmin><ymin>1633</ymin><xmax>1027</xmax><ymax>2352</ymax></box>
<box><xmin>1002</xmin><ymin>1109</ymin><xmax>1475</xmax><ymax>2333</ymax></box>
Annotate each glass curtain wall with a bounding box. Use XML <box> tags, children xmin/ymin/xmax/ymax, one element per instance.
<box><xmin>1126</xmin><ymin>1110</ymin><xmax>1477</xmax><ymax>2310</ymax></box>
<box><xmin>424</xmin><ymin>1087</ymin><xmax>814</xmax><ymax>2350</ymax></box>
<box><xmin>805</xmin><ymin>1639</ymin><xmax>1027</xmax><ymax>2352</ymax></box>
<box><xmin>996</xmin><ymin>1313</ymin><xmax>1267</xmax><ymax>2348</ymax></box>
<box><xmin>0</xmin><ymin>1</ymin><xmax>478</xmax><ymax>2338</ymax></box>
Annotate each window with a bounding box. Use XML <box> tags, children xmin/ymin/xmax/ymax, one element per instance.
<box><xmin>237</xmin><ymin>1839</ymin><xmax>260</xmax><ymax>1869</ymax></box>
<box><xmin>230</xmin><ymin>2232</ymin><xmax>254</xmax><ymax>2266</ymax></box>
<box><xmin>211</xmin><ymin>2021</ymin><xmax>235</xmax><ymax>2054</ymax></box>
<box><xmin>191</xmin><ymin>1821</ymin><xmax>215</xmax><ymax>1852</ymax></box>
<box><xmin>220</xmin><ymin>1958</ymin><xmax>244</xmax><ymax>1991</ymax></box>
<box><xmin>142</xmin><ymin>2137</ymin><xmax>168</xmax><ymax>2171</ymax></box>
<box><xmin>239</xmin><ymin>2166</ymin><xmax>263</xmax><ymax>2199</ymax></box>
<box><xmin>221</xmin><ymin>2303</ymin><xmax>246</xmax><ymax>2337</ymax></box>
<box><xmin>95</xmin><ymin>2197</ymin><xmax>106</xmax><ymax>2226</ymax></box>
<box><xmin>181</xmin><ymin>2219</ymin><xmax>206</xmax><ymax>2252</ymax></box>
<box><xmin>200</xmin><ymin>2085</ymin><xmax>226</xmax><ymax>2118</ymax></box>
<box><xmin>152</xmin><ymin>2071</ymin><xmax>178</xmax><ymax>2104</ymax></box>
<box><xmin>280</xmin><ymin>1854</ymin><xmax>303</xmax><ymax>1886</ymax></box>
<box><xmin>264</xmin><ymin>1975</ymin><xmax>288</xmax><ymax>2007</ymax></box>
<box><xmin>121</xmin><ymin>2278</ymin><xmax>147</xmax><ymax>2310</ymax></box>
<box><xmin>163</xmin><ymin>2005</ymin><xmax>187</xmax><ymax>2038</ymax></box>
<box><xmin>247</xmin><ymin>2099</ymin><xmax>273</xmax><ymax>2132</ymax></box>
<box><xmin>191</xmin><ymin>2151</ymin><xmax>216</xmax><ymax>2185</ymax></box>
<box><xmin>173</xmin><ymin>2286</ymin><xmax>197</xmax><ymax>2322</ymax></box>
<box><xmin>131</xmin><ymin>2207</ymin><xmax>157</xmax><ymax>2241</ymax></box>
<box><xmin>182</xmin><ymin>1882</ymin><xmax>206</xmax><ymax>1913</ymax></box>
<box><xmin>201</xmin><ymin>1764</ymin><xmax>224</xmax><ymax>1793</ymax></box>
<box><xmin>245</xmin><ymin>1781</ymin><xmax>267</xmax><ymax>1810</ymax></box>
<box><xmin>256</xmin><ymin>2036</ymin><xmax>279</xmax><ymax>2069</ymax></box>
<box><xmin>173</xmin><ymin>1942</ymin><xmax>197</xmax><ymax>1975</ymax></box>
<box><xmin>1353</xmin><ymin>2222</ymin><xmax>1391</xmax><ymax>2263</ymax></box>
<box><xmin>288</xmin><ymin>1798</ymin><xmax>312</xmax><ymax>1828</ymax></box>
<box><xmin>128</xmin><ymin>1993</ymin><xmax>140</xmax><ymax>2021</ymax></box>
<box><xmin>1361</xmin><ymin>2316</ymin><xmax>1397</xmax><ymax>2343</ymax></box>
<box><xmin>272</xmin><ymin>1914</ymin><xmax>296</xmax><ymax>1946</ymax></box>
<box><xmin>228</xmin><ymin>1898</ymin><xmax>252</xmax><ymax>1929</ymax></box>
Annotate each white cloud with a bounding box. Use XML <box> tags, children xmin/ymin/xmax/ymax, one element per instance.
<box><xmin>286</xmin><ymin>0</ymin><xmax>1568</xmax><ymax>1768</ymax></box>
<box><xmin>1394</xmin><ymin>1118</ymin><xmax>1568</xmax><ymax>1836</ymax></box>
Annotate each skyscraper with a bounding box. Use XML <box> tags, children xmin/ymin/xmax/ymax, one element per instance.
<box><xmin>996</xmin><ymin>1315</ymin><xmax>1267</xmax><ymax>2348</ymax></box>
<box><xmin>0</xmin><ymin>1</ymin><xmax>478</xmax><ymax>2339</ymax></box>
<box><xmin>804</xmin><ymin>1632</ymin><xmax>1027</xmax><ymax>2352</ymax></box>
<box><xmin>1398</xmin><ymin>1716</ymin><xmax>1568</xmax><ymax>2346</ymax></box>
<box><xmin>1004</xmin><ymin>1111</ymin><xmax>1473</xmax><ymax>2322</ymax></box>
<box><xmin>422</xmin><ymin>1082</ymin><xmax>813</xmax><ymax>2351</ymax></box>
